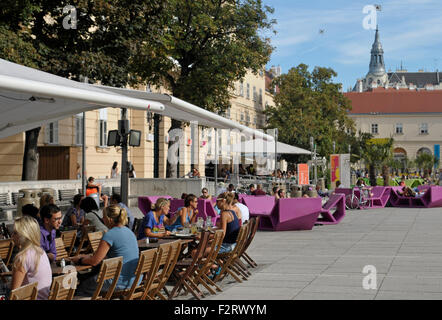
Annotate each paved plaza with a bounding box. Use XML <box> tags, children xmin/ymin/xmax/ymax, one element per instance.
<box><xmin>205</xmin><ymin>206</ymin><xmax>442</xmax><ymax>300</ymax></box>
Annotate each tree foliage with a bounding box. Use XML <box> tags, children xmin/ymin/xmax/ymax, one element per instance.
<box><xmin>362</xmin><ymin>137</ymin><xmax>394</xmax><ymax>186</ymax></box>
<box><xmin>265</xmin><ymin>64</ymin><xmax>355</xmax><ymax>163</ymax></box>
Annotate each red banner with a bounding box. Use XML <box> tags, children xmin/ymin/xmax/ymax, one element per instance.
<box><xmin>297</xmin><ymin>163</ymin><xmax>309</xmax><ymax>185</ymax></box>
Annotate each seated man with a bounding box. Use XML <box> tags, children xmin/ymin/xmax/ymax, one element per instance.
<box><xmin>39</xmin><ymin>204</ymin><xmax>62</xmax><ymax>263</ymax></box>
<box><xmin>248</xmin><ymin>184</ymin><xmax>256</xmax><ymax>195</ymax></box>
<box><xmin>86</xmin><ymin>176</ymin><xmax>108</xmax><ymax>207</ymax></box>
<box><xmin>252</xmin><ymin>184</ymin><xmax>266</xmax><ymax>196</ymax></box>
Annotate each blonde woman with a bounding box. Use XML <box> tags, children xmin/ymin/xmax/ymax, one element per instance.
<box><xmin>137</xmin><ymin>198</ymin><xmax>180</xmax><ymax>240</ymax></box>
<box><xmin>71</xmin><ymin>205</ymin><xmax>139</xmax><ymax>294</ymax></box>
<box><xmin>11</xmin><ymin>216</ymin><xmax>52</xmax><ymax>300</ymax></box>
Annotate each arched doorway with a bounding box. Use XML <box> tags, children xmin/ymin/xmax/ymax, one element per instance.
<box><xmin>393</xmin><ymin>147</ymin><xmax>407</xmax><ymax>173</ymax></box>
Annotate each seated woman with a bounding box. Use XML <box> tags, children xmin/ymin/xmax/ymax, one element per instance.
<box><xmin>398</xmin><ymin>186</ymin><xmax>416</xmax><ymax>197</ymax></box>
<box><xmin>86</xmin><ymin>176</ymin><xmax>108</xmax><ymax>208</ymax></box>
<box><xmin>137</xmin><ymin>198</ymin><xmax>180</xmax><ymax>240</ymax></box>
<box><xmin>215</xmin><ymin>192</ymin><xmax>240</xmax><ymax>254</ymax></box>
<box><xmin>10</xmin><ymin>216</ymin><xmax>52</xmax><ymax>300</ymax></box>
<box><xmin>166</xmin><ymin>194</ymin><xmax>198</xmax><ymax>231</ymax></box>
<box><xmin>62</xmin><ymin>194</ymin><xmax>85</xmax><ymax>228</ymax></box>
<box><xmin>200</xmin><ymin>188</ymin><xmax>212</xmax><ymax>200</ymax></box>
<box><xmin>80</xmin><ymin>197</ymin><xmax>108</xmax><ymax>233</ymax></box>
<box><xmin>71</xmin><ymin>205</ymin><xmax>140</xmax><ymax>295</ymax></box>
<box><xmin>277</xmin><ymin>189</ymin><xmax>286</xmax><ymax>199</ymax></box>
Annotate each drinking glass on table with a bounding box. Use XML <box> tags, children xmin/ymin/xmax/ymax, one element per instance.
<box><xmin>196</xmin><ymin>217</ymin><xmax>204</xmax><ymax>229</ymax></box>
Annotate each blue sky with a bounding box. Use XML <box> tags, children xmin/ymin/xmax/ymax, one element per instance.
<box><xmin>262</xmin><ymin>0</ymin><xmax>442</xmax><ymax>91</ymax></box>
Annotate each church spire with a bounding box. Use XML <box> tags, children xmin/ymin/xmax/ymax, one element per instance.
<box><xmin>369</xmin><ymin>26</ymin><xmax>386</xmax><ymax>76</ymax></box>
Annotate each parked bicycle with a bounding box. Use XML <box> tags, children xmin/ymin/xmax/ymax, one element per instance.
<box><xmin>345</xmin><ymin>187</ymin><xmax>371</xmax><ymax>209</ymax></box>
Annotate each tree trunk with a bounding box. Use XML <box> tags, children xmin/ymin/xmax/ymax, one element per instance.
<box><xmin>382</xmin><ymin>165</ymin><xmax>389</xmax><ymax>186</ymax></box>
<box><xmin>369</xmin><ymin>164</ymin><xmax>376</xmax><ymax>186</ymax></box>
<box><xmin>22</xmin><ymin>127</ymin><xmax>41</xmax><ymax>181</ymax></box>
<box><xmin>166</xmin><ymin>119</ymin><xmax>182</xmax><ymax>178</ymax></box>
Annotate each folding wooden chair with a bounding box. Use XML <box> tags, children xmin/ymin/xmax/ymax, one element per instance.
<box><xmin>240</xmin><ymin>217</ymin><xmax>260</xmax><ymax>268</ymax></box>
<box><xmin>192</xmin><ymin>230</ymin><xmax>225</xmax><ymax>295</ymax></box>
<box><xmin>112</xmin><ymin>249</ymin><xmax>162</xmax><ymax>300</ymax></box>
<box><xmin>91</xmin><ymin>256</ymin><xmax>123</xmax><ymax>300</ymax></box>
<box><xmin>49</xmin><ymin>273</ymin><xmax>77</xmax><ymax>300</ymax></box>
<box><xmin>74</xmin><ymin>225</ymin><xmax>96</xmax><ymax>256</ymax></box>
<box><xmin>61</xmin><ymin>230</ymin><xmax>77</xmax><ymax>256</ymax></box>
<box><xmin>214</xmin><ymin>224</ymin><xmax>250</xmax><ymax>284</ymax></box>
<box><xmin>87</xmin><ymin>231</ymin><xmax>103</xmax><ymax>254</ymax></box>
<box><xmin>0</xmin><ymin>238</ymin><xmax>14</xmax><ymax>267</ymax></box>
<box><xmin>169</xmin><ymin>231</ymin><xmax>211</xmax><ymax>300</ymax></box>
<box><xmin>9</xmin><ymin>282</ymin><xmax>38</xmax><ymax>300</ymax></box>
<box><xmin>55</xmin><ymin>237</ymin><xmax>69</xmax><ymax>261</ymax></box>
<box><xmin>142</xmin><ymin>240</ymin><xmax>182</xmax><ymax>300</ymax></box>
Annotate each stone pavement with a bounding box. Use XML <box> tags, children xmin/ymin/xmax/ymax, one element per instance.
<box><xmin>205</xmin><ymin>207</ymin><xmax>442</xmax><ymax>300</ymax></box>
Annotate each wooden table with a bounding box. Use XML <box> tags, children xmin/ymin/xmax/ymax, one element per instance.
<box><xmin>137</xmin><ymin>237</ymin><xmax>194</xmax><ymax>250</ymax></box>
<box><xmin>0</xmin><ymin>263</ymin><xmax>93</xmax><ymax>278</ymax></box>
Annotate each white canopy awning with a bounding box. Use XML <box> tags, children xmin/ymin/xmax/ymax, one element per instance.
<box><xmin>0</xmin><ymin>58</ymin><xmax>274</xmax><ymax>142</ymax></box>
<box><xmin>221</xmin><ymin>138</ymin><xmax>311</xmax><ymax>155</ymax></box>
<box><xmin>0</xmin><ymin>58</ymin><xmax>165</xmax><ymax>138</ymax></box>
<box><xmin>93</xmin><ymin>85</ymin><xmax>275</xmax><ymax>142</ymax></box>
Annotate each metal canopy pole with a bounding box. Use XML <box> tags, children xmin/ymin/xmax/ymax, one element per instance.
<box><xmin>119</xmin><ymin>108</ymin><xmax>129</xmax><ymax>205</ymax></box>
<box><xmin>81</xmin><ymin>76</ymin><xmax>88</xmax><ymax>196</ymax></box>
<box><xmin>215</xmin><ymin>128</ymin><xmax>218</xmax><ymax>197</ymax></box>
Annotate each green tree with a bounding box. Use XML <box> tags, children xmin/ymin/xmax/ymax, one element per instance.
<box><xmin>265</xmin><ymin>64</ymin><xmax>355</xmax><ymax>164</ymax></box>
<box><xmin>362</xmin><ymin>138</ymin><xmax>394</xmax><ymax>186</ymax></box>
<box><xmin>133</xmin><ymin>0</ymin><xmax>275</xmax><ymax>177</ymax></box>
<box><xmin>0</xmin><ymin>0</ymin><xmax>166</xmax><ymax>179</ymax></box>
<box><xmin>414</xmin><ymin>153</ymin><xmax>437</xmax><ymax>178</ymax></box>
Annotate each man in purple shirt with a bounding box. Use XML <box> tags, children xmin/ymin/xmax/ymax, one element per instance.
<box><xmin>252</xmin><ymin>184</ymin><xmax>266</xmax><ymax>196</ymax></box>
<box><xmin>39</xmin><ymin>204</ymin><xmax>62</xmax><ymax>262</ymax></box>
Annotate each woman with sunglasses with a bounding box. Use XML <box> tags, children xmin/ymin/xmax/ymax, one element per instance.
<box><xmin>200</xmin><ymin>188</ymin><xmax>212</xmax><ymax>200</ymax></box>
<box><xmin>71</xmin><ymin>205</ymin><xmax>140</xmax><ymax>295</ymax></box>
<box><xmin>166</xmin><ymin>194</ymin><xmax>198</xmax><ymax>232</ymax></box>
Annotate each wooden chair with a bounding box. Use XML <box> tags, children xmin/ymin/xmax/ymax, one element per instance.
<box><xmin>240</xmin><ymin>217</ymin><xmax>260</xmax><ymax>268</ymax></box>
<box><xmin>214</xmin><ymin>224</ymin><xmax>250</xmax><ymax>284</ymax></box>
<box><xmin>55</xmin><ymin>237</ymin><xmax>69</xmax><ymax>261</ymax></box>
<box><xmin>0</xmin><ymin>238</ymin><xmax>14</xmax><ymax>267</ymax></box>
<box><xmin>9</xmin><ymin>282</ymin><xmax>38</xmax><ymax>300</ymax></box>
<box><xmin>91</xmin><ymin>256</ymin><xmax>123</xmax><ymax>300</ymax></box>
<box><xmin>169</xmin><ymin>231</ymin><xmax>211</xmax><ymax>300</ymax></box>
<box><xmin>61</xmin><ymin>230</ymin><xmax>77</xmax><ymax>256</ymax></box>
<box><xmin>74</xmin><ymin>225</ymin><xmax>96</xmax><ymax>256</ymax></box>
<box><xmin>192</xmin><ymin>230</ymin><xmax>224</xmax><ymax>295</ymax></box>
<box><xmin>49</xmin><ymin>273</ymin><xmax>77</xmax><ymax>300</ymax></box>
<box><xmin>142</xmin><ymin>240</ymin><xmax>182</xmax><ymax>300</ymax></box>
<box><xmin>112</xmin><ymin>249</ymin><xmax>162</xmax><ymax>300</ymax></box>
<box><xmin>87</xmin><ymin>231</ymin><xmax>103</xmax><ymax>254</ymax></box>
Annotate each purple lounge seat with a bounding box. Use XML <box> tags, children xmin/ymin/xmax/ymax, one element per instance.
<box><xmin>241</xmin><ymin>196</ymin><xmax>321</xmax><ymax>231</ymax></box>
<box><xmin>389</xmin><ymin>186</ymin><xmax>442</xmax><ymax>208</ymax></box>
<box><xmin>240</xmin><ymin>195</ymin><xmax>276</xmax><ymax>216</ymax></box>
<box><xmin>138</xmin><ymin>195</ymin><xmax>173</xmax><ymax>216</ymax></box>
<box><xmin>317</xmin><ymin>194</ymin><xmax>345</xmax><ymax>225</ymax></box>
<box><xmin>360</xmin><ymin>186</ymin><xmax>391</xmax><ymax>209</ymax></box>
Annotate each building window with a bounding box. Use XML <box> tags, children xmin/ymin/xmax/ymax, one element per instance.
<box><xmin>371</xmin><ymin>123</ymin><xmax>378</xmax><ymax>134</ymax></box>
<box><xmin>75</xmin><ymin>114</ymin><xmax>83</xmax><ymax>145</ymax></box>
<box><xmin>395</xmin><ymin>123</ymin><xmax>403</xmax><ymax>135</ymax></box>
<box><xmin>246</xmin><ymin>83</ymin><xmax>250</xmax><ymax>99</ymax></box>
<box><xmin>241</xmin><ymin>113</ymin><xmax>244</xmax><ymax>121</ymax></box>
<box><xmin>207</xmin><ymin>134</ymin><xmax>212</xmax><ymax>155</ymax></box>
<box><xmin>99</xmin><ymin>120</ymin><xmax>107</xmax><ymax>147</ymax></box>
<box><xmin>259</xmin><ymin>88</ymin><xmax>263</xmax><ymax>105</ymax></box>
<box><xmin>420</xmin><ymin>123</ymin><xmax>428</xmax><ymax>135</ymax></box>
<box><xmin>240</xmin><ymin>82</ymin><xmax>244</xmax><ymax>97</ymax></box>
<box><xmin>45</xmin><ymin>121</ymin><xmax>59</xmax><ymax>144</ymax></box>
<box><xmin>253</xmin><ymin>86</ymin><xmax>257</xmax><ymax>101</ymax></box>
<box><xmin>226</xmin><ymin>108</ymin><xmax>231</xmax><ymax>119</ymax></box>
